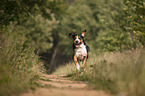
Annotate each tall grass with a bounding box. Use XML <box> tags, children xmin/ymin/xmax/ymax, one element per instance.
<box><xmin>53</xmin><ymin>61</ymin><xmax>76</xmax><ymax>75</ymax></box>
<box><xmin>54</xmin><ymin>48</ymin><xmax>145</xmax><ymax>96</ymax></box>
<box><xmin>0</xmin><ymin>24</ymin><xmax>44</xmax><ymax>96</ymax></box>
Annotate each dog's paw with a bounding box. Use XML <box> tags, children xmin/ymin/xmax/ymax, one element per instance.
<box><xmin>81</xmin><ymin>66</ymin><xmax>85</xmax><ymax>69</ymax></box>
<box><xmin>76</xmin><ymin>64</ymin><xmax>80</xmax><ymax>71</ymax></box>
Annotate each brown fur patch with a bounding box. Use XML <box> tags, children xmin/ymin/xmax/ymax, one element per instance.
<box><xmin>81</xmin><ymin>32</ymin><xmax>85</xmax><ymax>37</ymax></box>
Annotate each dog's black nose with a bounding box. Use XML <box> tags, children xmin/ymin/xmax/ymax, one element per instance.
<box><xmin>75</xmin><ymin>41</ymin><xmax>79</xmax><ymax>43</ymax></box>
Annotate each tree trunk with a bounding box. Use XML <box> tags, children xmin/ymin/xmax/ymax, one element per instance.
<box><xmin>48</xmin><ymin>45</ymin><xmax>59</xmax><ymax>73</ymax></box>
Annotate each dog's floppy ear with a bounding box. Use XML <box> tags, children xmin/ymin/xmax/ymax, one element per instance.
<box><xmin>81</xmin><ymin>30</ymin><xmax>87</xmax><ymax>37</ymax></box>
<box><xmin>69</xmin><ymin>33</ymin><xmax>75</xmax><ymax>37</ymax></box>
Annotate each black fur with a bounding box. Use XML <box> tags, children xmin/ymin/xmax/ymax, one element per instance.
<box><xmin>69</xmin><ymin>30</ymin><xmax>90</xmax><ymax>59</ymax></box>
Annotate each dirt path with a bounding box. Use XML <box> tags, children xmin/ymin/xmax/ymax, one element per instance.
<box><xmin>21</xmin><ymin>74</ymin><xmax>111</xmax><ymax>96</ymax></box>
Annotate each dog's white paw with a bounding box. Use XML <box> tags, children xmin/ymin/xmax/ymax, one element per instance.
<box><xmin>76</xmin><ymin>63</ymin><xmax>80</xmax><ymax>71</ymax></box>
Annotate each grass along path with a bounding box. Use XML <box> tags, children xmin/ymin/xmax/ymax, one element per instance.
<box><xmin>21</xmin><ymin>74</ymin><xmax>111</xmax><ymax>96</ymax></box>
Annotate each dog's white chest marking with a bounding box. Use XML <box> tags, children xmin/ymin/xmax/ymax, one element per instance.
<box><xmin>74</xmin><ymin>44</ymin><xmax>87</xmax><ymax>60</ymax></box>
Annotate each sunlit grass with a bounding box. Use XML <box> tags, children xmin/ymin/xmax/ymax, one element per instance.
<box><xmin>54</xmin><ymin>48</ymin><xmax>145</xmax><ymax>96</ymax></box>
<box><xmin>53</xmin><ymin>61</ymin><xmax>76</xmax><ymax>75</ymax></box>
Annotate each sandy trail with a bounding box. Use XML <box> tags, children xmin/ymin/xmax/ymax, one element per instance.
<box><xmin>21</xmin><ymin>74</ymin><xmax>111</xmax><ymax>96</ymax></box>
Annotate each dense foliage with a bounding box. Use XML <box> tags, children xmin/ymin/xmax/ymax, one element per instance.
<box><xmin>0</xmin><ymin>0</ymin><xmax>66</xmax><ymax>27</ymax></box>
<box><xmin>121</xmin><ymin>0</ymin><xmax>145</xmax><ymax>46</ymax></box>
<box><xmin>58</xmin><ymin>0</ymin><xmax>145</xmax><ymax>53</ymax></box>
<box><xmin>0</xmin><ymin>0</ymin><xmax>145</xmax><ymax>95</ymax></box>
<box><xmin>0</xmin><ymin>0</ymin><xmax>66</xmax><ymax>95</ymax></box>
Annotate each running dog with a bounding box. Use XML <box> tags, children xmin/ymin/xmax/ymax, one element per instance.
<box><xmin>69</xmin><ymin>30</ymin><xmax>89</xmax><ymax>71</ymax></box>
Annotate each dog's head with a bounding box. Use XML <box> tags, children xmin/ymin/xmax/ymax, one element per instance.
<box><xmin>69</xmin><ymin>30</ymin><xmax>86</xmax><ymax>47</ymax></box>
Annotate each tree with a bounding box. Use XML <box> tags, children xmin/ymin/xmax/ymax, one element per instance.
<box><xmin>57</xmin><ymin>0</ymin><xmax>99</xmax><ymax>56</ymax></box>
<box><xmin>0</xmin><ymin>0</ymin><xmax>66</xmax><ymax>27</ymax></box>
<box><xmin>120</xmin><ymin>0</ymin><xmax>145</xmax><ymax>47</ymax></box>
<box><xmin>57</xmin><ymin>0</ymin><xmax>127</xmax><ymax>53</ymax></box>
<box><xmin>0</xmin><ymin>0</ymin><xmax>67</xmax><ymax>74</ymax></box>
<box><xmin>21</xmin><ymin>14</ymin><xmax>58</xmax><ymax>53</ymax></box>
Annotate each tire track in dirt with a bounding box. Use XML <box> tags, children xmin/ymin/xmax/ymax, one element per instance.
<box><xmin>21</xmin><ymin>74</ymin><xmax>111</xmax><ymax>96</ymax></box>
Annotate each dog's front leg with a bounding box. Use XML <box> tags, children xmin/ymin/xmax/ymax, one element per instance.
<box><xmin>81</xmin><ymin>54</ymin><xmax>87</xmax><ymax>70</ymax></box>
<box><xmin>74</xmin><ymin>55</ymin><xmax>80</xmax><ymax>71</ymax></box>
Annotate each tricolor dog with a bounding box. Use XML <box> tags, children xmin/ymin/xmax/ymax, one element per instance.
<box><xmin>69</xmin><ymin>30</ymin><xmax>89</xmax><ymax>71</ymax></box>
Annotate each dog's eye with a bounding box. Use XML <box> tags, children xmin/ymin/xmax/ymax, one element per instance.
<box><xmin>78</xmin><ymin>38</ymin><xmax>81</xmax><ymax>39</ymax></box>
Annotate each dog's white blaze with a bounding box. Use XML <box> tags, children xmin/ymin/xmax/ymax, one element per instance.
<box><xmin>74</xmin><ymin>43</ymin><xmax>87</xmax><ymax>60</ymax></box>
<box><xmin>74</xmin><ymin>35</ymin><xmax>80</xmax><ymax>43</ymax></box>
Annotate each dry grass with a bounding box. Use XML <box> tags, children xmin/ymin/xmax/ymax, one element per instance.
<box><xmin>53</xmin><ymin>61</ymin><xmax>76</xmax><ymax>75</ymax></box>
<box><xmin>54</xmin><ymin>48</ymin><xmax>145</xmax><ymax>96</ymax></box>
<box><xmin>0</xmin><ymin>26</ymin><xmax>44</xmax><ymax>96</ymax></box>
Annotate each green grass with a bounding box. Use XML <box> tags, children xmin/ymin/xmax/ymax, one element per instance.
<box><xmin>53</xmin><ymin>48</ymin><xmax>145</xmax><ymax>96</ymax></box>
<box><xmin>0</xmin><ymin>25</ymin><xmax>45</xmax><ymax>96</ymax></box>
<box><xmin>53</xmin><ymin>61</ymin><xmax>76</xmax><ymax>75</ymax></box>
